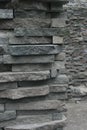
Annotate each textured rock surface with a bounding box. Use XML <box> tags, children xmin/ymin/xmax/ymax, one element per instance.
<box><xmin>0</xmin><ymin>71</ymin><xmax>50</xmax><ymax>82</ymax></box>
<box><xmin>0</xmin><ymin>86</ymin><xmax>49</xmax><ymax>99</ymax></box>
<box><xmin>0</xmin><ymin>0</ymin><xmax>68</xmax><ymax>130</ymax></box>
<box><xmin>9</xmin><ymin>45</ymin><xmax>60</xmax><ymax>56</ymax></box>
<box><xmin>0</xmin><ymin>9</ymin><xmax>13</xmax><ymax>19</ymax></box>
<box><xmin>6</xmin><ymin>100</ymin><xmax>64</xmax><ymax>111</ymax></box>
<box><xmin>5</xmin><ymin>117</ymin><xmax>66</xmax><ymax>130</ymax></box>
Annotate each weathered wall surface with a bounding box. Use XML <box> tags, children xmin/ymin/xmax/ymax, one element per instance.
<box><xmin>65</xmin><ymin>1</ymin><xmax>87</xmax><ymax>99</ymax></box>
<box><xmin>0</xmin><ymin>0</ymin><xmax>68</xmax><ymax>130</ymax></box>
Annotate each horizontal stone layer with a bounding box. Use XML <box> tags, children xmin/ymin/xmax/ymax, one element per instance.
<box><xmin>18</xmin><ymin>1</ymin><xmax>48</xmax><ymax>11</ymax></box>
<box><xmin>5</xmin><ymin>116</ymin><xmax>66</xmax><ymax>130</ymax></box>
<box><xmin>9</xmin><ymin>45</ymin><xmax>60</xmax><ymax>56</ymax></box>
<box><xmin>0</xmin><ymin>18</ymin><xmax>51</xmax><ymax>29</ymax></box>
<box><xmin>0</xmin><ymin>71</ymin><xmax>50</xmax><ymax>83</ymax></box>
<box><xmin>12</xmin><ymin>64</ymin><xmax>52</xmax><ymax>72</ymax></box>
<box><xmin>0</xmin><ymin>111</ymin><xmax>16</xmax><ymax>122</ymax></box>
<box><xmin>0</xmin><ymin>104</ymin><xmax>4</xmax><ymax>112</ymax></box>
<box><xmin>3</xmin><ymin>55</ymin><xmax>55</xmax><ymax>64</ymax></box>
<box><xmin>0</xmin><ymin>86</ymin><xmax>49</xmax><ymax>99</ymax></box>
<box><xmin>14</xmin><ymin>28</ymin><xmax>67</xmax><ymax>37</ymax></box>
<box><xmin>9</xmin><ymin>37</ymin><xmax>51</xmax><ymax>44</ymax></box>
<box><xmin>0</xmin><ymin>9</ymin><xmax>13</xmax><ymax>19</ymax></box>
<box><xmin>0</xmin><ymin>82</ymin><xmax>17</xmax><ymax>90</ymax></box>
<box><xmin>50</xmin><ymin>84</ymin><xmax>68</xmax><ymax>92</ymax></box>
<box><xmin>6</xmin><ymin>100</ymin><xmax>64</xmax><ymax>111</ymax></box>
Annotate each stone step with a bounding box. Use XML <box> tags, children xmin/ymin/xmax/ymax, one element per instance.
<box><xmin>9</xmin><ymin>45</ymin><xmax>60</xmax><ymax>56</ymax></box>
<box><xmin>14</xmin><ymin>28</ymin><xmax>67</xmax><ymax>37</ymax></box>
<box><xmin>0</xmin><ymin>71</ymin><xmax>50</xmax><ymax>83</ymax></box>
<box><xmin>0</xmin><ymin>86</ymin><xmax>49</xmax><ymax>99</ymax></box>
<box><xmin>3</xmin><ymin>55</ymin><xmax>55</xmax><ymax>64</ymax></box>
<box><xmin>5</xmin><ymin>116</ymin><xmax>66</xmax><ymax>130</ymax></box>
<box><xmin>0</xmin><ymin>9</ymin><xmax>13</xmax><ymax>19</ymax></box>
<box><xmin>6</xmin><ymin>100</ymin><xmax>64</xmax><ymax>111</ymax></box>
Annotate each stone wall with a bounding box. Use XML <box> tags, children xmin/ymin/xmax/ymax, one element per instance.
<box><xmin>0</xmin><ymin>0</ymin><xmax>68</xmax><ymax>130</ymax></box>
<box><xmin>65</xmin><ymin>0</ymin><xmax>87</xmax><ymax>99</ymax></box>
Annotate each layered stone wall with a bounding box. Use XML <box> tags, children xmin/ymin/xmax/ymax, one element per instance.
<box><xmin>0</xmin><ymin>0</ymin><xmax>68</xmax><ymax>130</ymax></box>
<box><xmin>65</xmin><ymin>1</ymin><xmax>87</xmax><ymax>99</ymax></box>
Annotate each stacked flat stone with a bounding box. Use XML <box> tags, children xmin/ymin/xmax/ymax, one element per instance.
<box><xmin>0</xmin><ymin>0</ymin><xmax>68</xmax><ymax>130</ymax></box>
<box><xmin>65</xmin><ymin>1</ymin><xmax>87</xmax><ymax>99</ymax></box>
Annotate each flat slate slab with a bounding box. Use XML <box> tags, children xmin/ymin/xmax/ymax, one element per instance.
<box><xmin>0</xmin><ymin>9</ymin><xmax>13</xmax><ymax>19</ymax></box>
<box><xmin>0</xmin><ymin>111</ymin><xmax>16</xmax><ymax>122</ymax></box>
<box><xmin>0</xmin><ymin>71</ymin><xmax>50</xmax><ymax>83</ymax></box>
<box><xmin>14</xmin><ymin>28</ymin><xmax>66</xmax><ymax>37</ymax></box>
<box><xmin>3</xmin><ymin>55</ymin><xmax>55</xmax><ymax>64</ymax></box>
<box><xmin>9</xmin><ymin>45</ymin><xmax>60</xmax><ymax>56</ymax></box>
<box><xmin>5</xmin><ymin>116</ymin><xmax>66</xmax><ymax>130</ymax></box>
<box><xmin>0</xmin><ymin>86</ymin><xmax>49</xmax><ymax>99</ymax></box>
<box><xmin>6</xmin><ymin>100</ymin><xmax>64</xmax><ymax>111</ymax></box>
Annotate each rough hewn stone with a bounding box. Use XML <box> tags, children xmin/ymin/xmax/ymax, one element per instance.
<box><xmin>9</xmin><ymin>45</ymin><xmax>60</xmax><ymax>56</ymax></box>
<box><xmin>0</xmin><ymin>71</ymin><xmax>50</xmax><ymax>83</ymax></box>
<box><xmin>12</xmin><ymin>64</ymin><xmax>52</xmax><ymax>72</ymax></box>
<box><xmin>6</xmin><ymin>100</ymin><xmax>64</xmax><ymax>111</ymax></box>
<box><xmin>0</xmin><ymin>86</ymin><xmax>49</xmax><ymax>99</ymax></box>
<box><xmin>0</xmin><ymin>111</ymin><xmax>16</xmax><ymax>122</ymax></box>
<box><xmin>3</xmin><ymin>55</ymin><xmax>55</xmax><ymax>64</ymax></box>
<box><xmin>5</xmin><ymin>116</ymin><xmax>66</xmax><ymax>130</ymax></box>
<box><xmin>9</xmin><ymin>37</ymin><xmax>51</xmax><ymax>45</ymax></box>
<box><xmin>52</xmin><ymin>18</ymin><xmax>66</xmax><ymax>27</ymax></box>
<box><xmin>53</xmin><ymin>36</ymin><xmax>63</xmax><ymax>44</ymax></box>
<box><xmin>0</xmin><ymin>9</ymin><xmax>13</xmax><ymax>19</ymax></box>
<box><xmin>14</xmin><ymin>28</ymin><xmax>67</xmax><ymax>37</ymax></box>
<box><xmin>0</xmin><ymin>18</ymin><xmax>51</xmax><ymax>29</ymax></box>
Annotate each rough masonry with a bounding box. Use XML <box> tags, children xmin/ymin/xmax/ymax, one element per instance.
<box><xmin>0</xmin><ymin>0</ymin><xmax>68</xmax><ymax>130</ymax></box>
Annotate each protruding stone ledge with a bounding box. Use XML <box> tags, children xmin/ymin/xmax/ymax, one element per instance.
<box><xmin>14</xmin><ymin>28</ymin><xmax>67</xmax><ymax>37</ymax></box>
<box><xmin>0</xmin><ymin>9</ymin><xmax>13</xmax><ymax>19</ymax></box>
<box><xmin>0</xmin><ymin>111</ymin><xmax>16</xmax><ymax>122</ymax></box>
<box><xmin>9</xmin><ymin>45</ymin><xmax>60</xmax><ymax>56</ymax></box>
<box><xmin>5</xmin><ymin>116</ymin><xmax>66</xmax><ymax>130</ymax></box>
<box><xmin>0</xmin><ymin>71</ymin><xmax>50</xmax><ymax>83</ymax></box>
<box><xmin>6</xmin><ymin>100</ymin><xmax>64</xmax><ymax>111</ymax></box>
<box><xmin>3</xmin><ymin>55</ymin><xmax>55</xmax><ymax>64</ymax></box>
<box><xmin>0</xmin><ymin>86</ymin><xmax>49</xmax><ymax>99</ymax></box>
<box><xmin>0</xmin><ymin>18</ymin><xmax>51</xmax><ymax>29</ymax></box>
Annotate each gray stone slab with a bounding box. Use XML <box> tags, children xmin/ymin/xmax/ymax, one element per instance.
<box><xmin>9</xmin><ymin>37</ymin><xmax>51</xmax><ymax>44</ymax></box>
<box><xmin>6</xmin><ymin>100</ymin><xmax>64</xmax><ymax>111</ymax></box>
<box><xmin>14</xmin><ymin>28</ymin><xmax>67</xmax><ymax>37</ymax></box>
<box><xmin>0</xmin><ymin>9</ymin><xmax>13</xmax><ymax>19</ymax></box>
<box><xmin>50</xmin><ymin>84</ymin><xmax>68</xmax><ymax>93</ymax></box>
<box><xmin>0</xmin><ymin>18</ymin><xmax>51</xmax><ymax>29</ymax></box>
<box><xmin>0</xmin><ymin>82</ymin><xmax>17</xmax><ymax>90</ymax></box>
<box><xmin>52</xmin><ymin>18</ymin><xmax>66</xmax><ymax>27</ymax></box>
<box><xmin>3</xmin><ymin>55</ymin><xmax>55</xmax><ymax>64</ymax></box>
<box><xmin>0</xmin><ymin>104</ymin><xmax>4</xmax><ymax>112</ymax></box>
<box><xmin>0</xmin><ymin>71</ymin><xmax>50</xmax><ymax>83</ymax></box>
<box><xmin>5</xmin><ymin>117</ymin><xmax>66</xmax><ymax>130</ymax></box>
<box><xmin>0</xmin><ymin>111</ymin><xmax>16</xmax><ymax>122</ymax></box>
<box><xmin>14</xmin><ymin>114</ymin><xmax>52</xmax><ymax>124</ymax></box>
<box><xmin>12</xmin><ymin>64</ymin><xmax>52</xmax><ymax>72</ymax></box>
<box><xmin>9</xmin><ymin>45</ymin><xmax>60</xmax><ymax>56</ymax></box>
<box><xmin>0</xmin><ymin>86</ymin><xmax>49</xmax><ymax>99</ymax></box>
